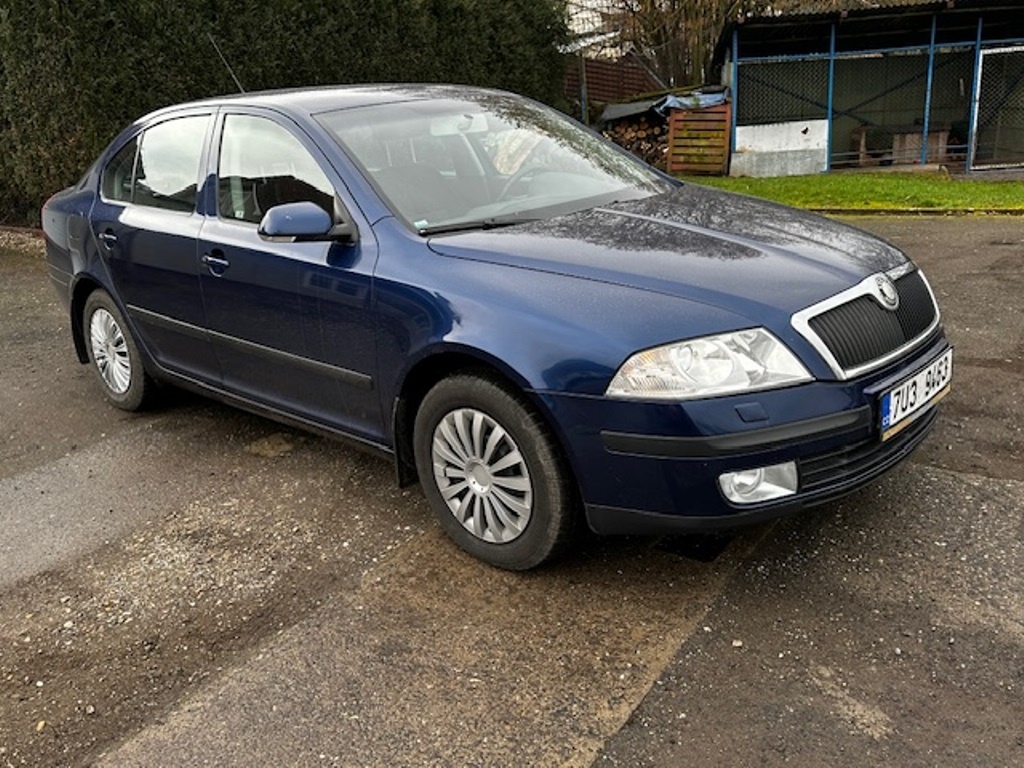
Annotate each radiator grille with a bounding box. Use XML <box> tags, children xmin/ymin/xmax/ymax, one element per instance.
<box><xmin>807</xmin><ymin>270</ymin><xmax>937</xmax><ymax>372</ymax></box>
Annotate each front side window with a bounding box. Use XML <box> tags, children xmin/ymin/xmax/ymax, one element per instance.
<box><xmin>218</xmin><ymin>115</ymin><xmax>335</xmax><ymax>225</ymax></box>
<box><xmin>100</xmin><ymin>115</ymin><xmax>209</xmax><ymax>211</ymax></box>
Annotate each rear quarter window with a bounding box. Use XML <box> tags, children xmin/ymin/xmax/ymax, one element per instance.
<box><xmin>101</xmin><ymin>138</ymin><xmax>138</xmax><ymax>202</ymax></box>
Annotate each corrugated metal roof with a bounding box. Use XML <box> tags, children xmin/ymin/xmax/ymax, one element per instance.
<box><xmin>715</xmin><ymin>0</ymin><xmax>1017</xmax><ymax>67</ymax></box>
<box><xmin>752</xmin><ymin>0</ymin><xmax>948</xmax><ymax>17</ymax></box>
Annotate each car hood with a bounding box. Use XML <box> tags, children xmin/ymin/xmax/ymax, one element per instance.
<box><xmin>426</xmin><ymin>185</ymin><xmax>908</xmax><ymax>319</ymax></box>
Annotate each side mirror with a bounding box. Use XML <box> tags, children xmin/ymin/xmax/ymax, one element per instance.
<box><xmin>258</xmin><ymin>200</ymin><xmax>358</xmax><ymax>244</ymax></box>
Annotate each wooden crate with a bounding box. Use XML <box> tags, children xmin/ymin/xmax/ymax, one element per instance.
<box><xmin>667</xmin><ymin>104</ymin><xmax>732</xmax><ymax>175</ymax></box>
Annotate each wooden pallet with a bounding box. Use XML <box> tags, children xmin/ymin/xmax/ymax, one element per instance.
<box><xmin>667</xmin><ymin>104</ymin><xmax>731</xmax><ymax>175</ymax></box>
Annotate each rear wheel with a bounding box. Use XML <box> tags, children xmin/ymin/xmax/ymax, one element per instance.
<box><xmin>83</xmin><ymin>289</ymin><xmax>153</xmax><ymax>411</ymax></box>
<box><xmin>413</xmin><ymin>374</ymin><xmax>576</xmax><ymax>570</ymax></box>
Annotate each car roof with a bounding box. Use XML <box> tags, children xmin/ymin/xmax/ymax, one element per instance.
<box><xmin>143</xmin><ymin>83</ymin><xmax>504</xmax><ymax>122</ymax></box>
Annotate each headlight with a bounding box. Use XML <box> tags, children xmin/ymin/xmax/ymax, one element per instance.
<box><xmin>606</xmin><ymin>328</ymin><xmax>812</xmax><ymax>400</ymax></box>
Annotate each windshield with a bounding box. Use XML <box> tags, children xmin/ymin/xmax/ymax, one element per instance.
<box><xmin>317</xmin><ymin>92</ymin><xmax>674</xmax><ymax>234</ymax></box>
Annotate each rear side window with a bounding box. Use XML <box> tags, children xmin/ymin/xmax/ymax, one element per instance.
<box><xmin>100</xmin><ymin>115</ymin><xmax>209</xmax><ymax>211</ymax></box>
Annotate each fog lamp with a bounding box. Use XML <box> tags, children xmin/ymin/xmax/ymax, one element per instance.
<box><xmin>718</xmin><ymin>461</ymin><xmax>798</xmax><ymax>504</ymax></box>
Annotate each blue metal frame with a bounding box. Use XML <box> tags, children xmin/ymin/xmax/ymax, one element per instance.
<box><xmin>973</xmin><ymin>44</ymin><xmax>1024</xmax><ymax>169</ymax></box>
<box><xmin>967</xmin><ymin>19</ymin><xmax>985</xmax><ymax>171</ymax></box>
<box><xmin>736</xmin><ymin>35</ymin><xmax>1024</xmax><ymax>66</ymax></box>
<box><xmin>920</xmin><ymin>14</ymin><xmax>938</xmax><ymax>165</ymax></box>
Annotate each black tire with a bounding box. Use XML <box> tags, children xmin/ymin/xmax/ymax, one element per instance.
<box><xmin>82</xmin><ymin>289</ymin><xmax>153</xmax><ymax>411</ymax></box>
<box><xmin>413</xmin><ymin>374</ymin><xmax>577</xmax><ymax>570</ymax></box>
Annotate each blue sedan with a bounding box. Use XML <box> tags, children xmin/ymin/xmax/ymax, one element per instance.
<box><xmin>42</xmin><ymin>85</ymin><xmax>952</xmax><ymax>569</ymax></box>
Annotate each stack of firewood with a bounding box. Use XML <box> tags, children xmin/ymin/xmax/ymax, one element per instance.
<box><xmin>602</xmin><ymin>115</ymin><xmax>669</xmax><ymax>169</ymax></box>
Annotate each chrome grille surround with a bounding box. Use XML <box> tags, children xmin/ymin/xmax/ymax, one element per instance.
<box><xmin>791</xmin><ymin>263</ymin><xmax>941</xmax><ymax>380</ymax></box>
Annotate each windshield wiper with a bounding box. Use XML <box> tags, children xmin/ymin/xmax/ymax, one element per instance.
<box><xmin>418</xmin><ymin>216</ymin><xmax>537</xmax><ymax>236</ymax></box>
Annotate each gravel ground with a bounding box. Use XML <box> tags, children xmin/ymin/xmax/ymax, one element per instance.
<box><xmin>1</xmin><ymin>217</ymin><xmax>1022</xmax><ymax>767</ymax></box>
<box><xmin>0</xmin><ymin>229</ymin><xmax>43</xmax><ymax>253</ymax></box>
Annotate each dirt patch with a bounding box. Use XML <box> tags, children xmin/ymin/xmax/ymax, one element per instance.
<box><xmin>1</xmin><ymin>459</ymin><xmax>345</xmax><ymax>765</ymax></box>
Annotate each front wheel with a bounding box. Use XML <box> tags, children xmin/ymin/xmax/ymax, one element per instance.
<box><xmin>83</xmin><ymin>289</ymin><xmax>153</xmax><ymax>411</ymax></box>
<box><xmin>413</xmin><ymin>375</ymin><xmax>576</xmax><ymax>570</ymax></box>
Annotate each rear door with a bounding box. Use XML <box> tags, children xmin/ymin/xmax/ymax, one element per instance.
<box><xmin>90</xmin><ymin>112</ymin><xmax>220</xmax><ymax>382</ymax></box>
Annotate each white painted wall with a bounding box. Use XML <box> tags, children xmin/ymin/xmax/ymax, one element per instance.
<box><xmin>731</xmin><ymin>119</ymin><xmax>829</xmax><ymax>177</ymax></box>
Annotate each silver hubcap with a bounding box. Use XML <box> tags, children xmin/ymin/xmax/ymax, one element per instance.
<box><xmin>89</xmin><ymin>308</ymin><xmax>131</xmax><ymax>395</ymax></box>
<box><xmin>431</xmin><ymin>407</ymin><xmax>533</xmax><ymax>543</ymax></box>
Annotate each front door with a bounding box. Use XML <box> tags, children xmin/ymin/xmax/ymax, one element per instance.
<box><xmin>198</xmin><ymin>112</ymin><xmax>382</xmax><ymax>440</ymax></box>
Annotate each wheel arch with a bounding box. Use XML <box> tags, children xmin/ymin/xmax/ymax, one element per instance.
<box><xmin>69</xmin><ymin>275</ymin><xmax>104</xmax><ymax>363</ymax></box>
<box><xmin>390</xmin><ymin>347</ymin><xmax>577</xmax><ymax>504</ymax></box>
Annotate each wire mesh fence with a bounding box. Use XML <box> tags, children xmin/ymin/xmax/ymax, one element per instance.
<box><xmin>928</xmin><ymin>50</ymin><xmax>976</xmax><ymax>160</ymax></box>
<box><xmin>974</xmin><ymin>47</ymin><xmax>1024</xmax><ymax>168</ymax></box>
<box><xmin>736</xmin><ymin>59</ymin><xmax>829</xmax><ymax>125</ymax></box>
<box><xmin>736</xmin><ymin>47</ymin><xmax>983</xmax><ymax>169</ymax></box>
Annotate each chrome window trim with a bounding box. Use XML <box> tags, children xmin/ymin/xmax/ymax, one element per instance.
<box><xmin>791</xmin><ymin>265</ymin><xmax>941</xmax><ymax>381</ymax></box>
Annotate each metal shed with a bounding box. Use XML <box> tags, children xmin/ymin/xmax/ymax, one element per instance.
<box><xmin>717</xmin><ymin>1</ymin><xmax>1024</xmax><ymax>175</ymax></box>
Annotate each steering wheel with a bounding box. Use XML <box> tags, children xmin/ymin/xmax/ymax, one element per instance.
<box><xmin>498</xmin><ymin>165</ymin><xmax>541</xmax><ymax>201</ymax></box>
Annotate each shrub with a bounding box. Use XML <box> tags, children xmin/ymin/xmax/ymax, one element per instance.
<box><xmin>0</xmin><ymin>0</ymin><xmax>568</xmax><ymax>226</ymax></box>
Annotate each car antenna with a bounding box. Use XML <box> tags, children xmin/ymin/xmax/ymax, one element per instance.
<box><xmin>207</xmin><ymin>33</ymin><xmax>246</xmax><ymax>93</ymax></box>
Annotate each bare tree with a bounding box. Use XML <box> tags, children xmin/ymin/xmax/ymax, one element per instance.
<box><xmin>598</xmin><ymin>1</ymin><xmax>767</xmax><ymax>86</ymax></box>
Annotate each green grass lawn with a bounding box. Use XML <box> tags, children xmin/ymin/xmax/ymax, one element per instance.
<box><xmin>680</xmin><ymin>172</ymin><xmax>1024</xmax><ymax>212</ymax></box>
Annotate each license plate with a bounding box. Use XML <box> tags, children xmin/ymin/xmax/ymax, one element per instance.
<box><xmin>880</xmin><ymin>348</ymin><xmax>953</xmax><ymax>440</ymax></box>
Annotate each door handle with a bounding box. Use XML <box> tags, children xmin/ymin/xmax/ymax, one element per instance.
<box><xmin>98</xmin><ymin>230</ymin><xmax>117</xmax><ymax>248</ymax></box>
<box><xmin>201</xmin><ymin>252</ymin><xmax>231</xmax><ymax>275</ymax></box>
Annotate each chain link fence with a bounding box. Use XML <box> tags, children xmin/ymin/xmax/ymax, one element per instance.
<box><xmin>929</xmin><ymin>50</ymin><xmax>977</xmax><ymax>160</ymax></box>
<box><xmin>736</xmin><ymin>59</ymin><xmax>829</xmax><ymax>125</ymax></box>
<box><xmin>736</xmin><ymin>47</ymin><xmax>982</xmax><ymax>169</ymax></box>
<box><xmin>974</xmin><ymin>47</ymin><xmax>1024</xmax><ymax>168</ymax></box>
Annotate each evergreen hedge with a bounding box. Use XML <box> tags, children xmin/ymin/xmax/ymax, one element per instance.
<box><xmin>0</xmin><ymin>0</ymin><xmax>568</xmax><ymax>226</ymax></box>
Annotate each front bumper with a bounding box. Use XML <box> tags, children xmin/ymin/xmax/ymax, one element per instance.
<box><xmin>587</xmin><ymin>405</ymin><xmax>937</xmax><ymax>534</ymax></box>
<box><xmin>538</xmin><ymin>333</ymin><xmax>949</xmax><ymax>536</ymax></box>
